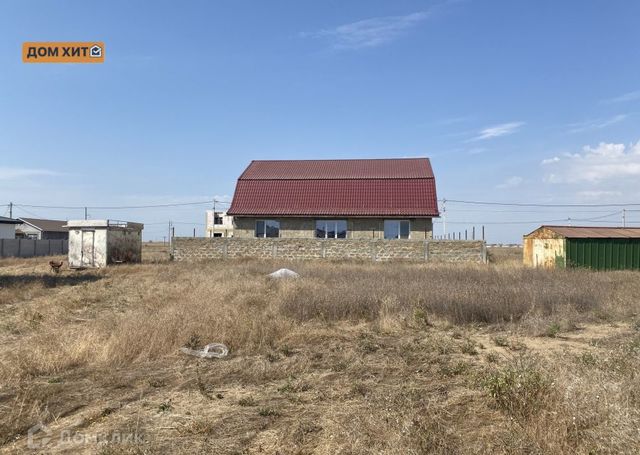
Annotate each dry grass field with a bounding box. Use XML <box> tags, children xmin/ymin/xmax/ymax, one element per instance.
<box><xmin>1</xmin><ymin>245</ymin><xmax>639</xmax><ymax>454</ymax></box>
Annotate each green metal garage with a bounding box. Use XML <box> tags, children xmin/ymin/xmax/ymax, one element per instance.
<box><xmin>523</xmin><ymin>226</ymin><xmax>640</xmax><ymax>270</ymax></box>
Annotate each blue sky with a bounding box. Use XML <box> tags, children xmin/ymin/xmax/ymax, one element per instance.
<box><xmin>1</xmin><ymin>0</ymin><xmax>639</xmax><ymax>242</ymax></box>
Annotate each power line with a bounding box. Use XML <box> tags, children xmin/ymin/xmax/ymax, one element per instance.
<box><xmin>443</xmin><ymin>199</ymin><xmax>640</xmax><ymax>208</ymax></box>
<box><xmin>11</xmin><ymin>199</ymin><xmax>230</xmax><ymax>210</ymax></box>
<box><xmin>432</xmin><ymin>211</ymin><xmax>624</xmax><ymax>226</ymax></box>
<box><xmin>13</xmin><ymin>205</ymin><xmax>45</xmax><ymax>219</ymax></box>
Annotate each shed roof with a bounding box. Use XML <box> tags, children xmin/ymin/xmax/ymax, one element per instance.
<box><xmin>18</xmin><ymin>218</ymin><xmax>68</xmax><ymax>232</ymax></box>
<box><xmin>528</xmin><ymin>225</ymin><xmax>640</xmax><ymax>239</ymax></box>
<box><xmin>65</xmin><ymin>220</ymin><xmax>144</xmax><ymax>230</ymax></box>
<box><xmin>0</xmin><ymin>216</ymin><xmax>21</xmax><ymax>224</ymax></box>
<box><xmin>228</xmin><ymin>158</ymin><xmax>439</xmax><ymax>217</ymax></box>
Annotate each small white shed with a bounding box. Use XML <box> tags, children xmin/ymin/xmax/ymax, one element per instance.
<box><xmin>66</xmin><ymin>220</ymin><xmax>143</xmax><ymax>268</ymax></box>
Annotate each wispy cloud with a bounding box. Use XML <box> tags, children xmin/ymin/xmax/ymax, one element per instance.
<box><xmin>496</xmin><ymin>176</ymin><xmax>523</xmax><ymax>189</ymax></box>
<box><xmin>566</xmin><ymin>114</ymin><xmax>628</xmax><ymax>134</ymax></box>
<box><xmin>435</xmin><ymin>116</ymin><xmax>473</xmax><ymax>126</ymax></box>
<box><xmin>541</xmin><ymin>157</ymin><xmax>560</xmax><ymax>165</ymax></box>
<box><xmin>603</xmin><ymin>90</ymin><xmax>640</xmax><ymax>104</ymax></box>
<box><xmin>0</xmin><ymin>167</ymin><xmax>59</xmax><ymax>180</ymax></box>
<box><xmin>467</xmin><ymin>122</ymin><xmax>524</xmax><ymax>141</ymax></box>
<box><xmin>302</xmin><ymin>11</ymin><xmax>430</xmax><ymax>50</ymax></box>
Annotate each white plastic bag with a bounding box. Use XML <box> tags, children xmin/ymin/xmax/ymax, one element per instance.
<box><xmin>180</xmin><ymin>343</ymin><xmax>229</xmax><ymax>359</ymax></box>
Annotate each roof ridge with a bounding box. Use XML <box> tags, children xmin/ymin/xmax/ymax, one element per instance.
<box><xmin>248</xmin><ymin>157</ymin><xmax>430</xmax><ymax>162</ymax></box>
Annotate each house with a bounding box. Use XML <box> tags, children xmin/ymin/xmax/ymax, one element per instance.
<box><xmin>523</xmin><ymin>225</ymin><xmax>640</xmax><ymax>270</ymax></box>
<box><xmin>226</xmin><ymin>158</ymin><xmax>439</xmax><ymax>239</ymax></box>
<box><xmin>16</xmin><ymin>218</ymin><xmax>69</xmax><ymax>240</ymax></box>
<box><xmin>0</xmin><ymin>216</ymin><xmax>21</xmax><ymax>239</ymax></box>
<box><xmin>66</xmin><ymin>220</ymin><xmax>143</xmax><ymax>268</ymax></box>
<box><xmin>205</xmin><ymin>210</ymin><xmax>234</xmax><ymax>237</ymax></box>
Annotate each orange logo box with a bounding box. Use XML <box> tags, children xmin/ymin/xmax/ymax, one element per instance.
<box><xmin>23</xmin><ymin>42</ymin><xmax>105</xmax><ymax>63</ymax></box>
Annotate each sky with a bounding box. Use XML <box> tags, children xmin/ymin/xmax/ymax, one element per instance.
<box><xmin>1</xmin><ymin>0</ymin><xmax>639</xmax><ymax>243</ymax></box>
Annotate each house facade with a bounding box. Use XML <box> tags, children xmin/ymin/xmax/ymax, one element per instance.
<box><xmin>227</xmin><ymin>158</ymin><xmax>439</xmax><ymax>239</ymax></box>
<box><xmin>205</xmin><ymin>210</ymin><xmax>234</xmax><ymax>237</ymax></box>
<box><xmin>0</xmin><ymin>216</ymin><xmax>20</xmax><ymax>239</ymax></box>
<box><xmin>16</xmin><ymin>218</ymin><xmax>69</xmax><ymax>240</ymax></box>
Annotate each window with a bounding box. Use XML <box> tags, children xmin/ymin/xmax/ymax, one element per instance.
<box><xmin>213</xmin><ymin>213</ymin><xmax>223</xmax><ymax>225</ymax></box>
<box><xmin>315</xmin><ymin>220</ymin><xmax>347</xmax><ymax>239</ymax></box>
<box><xmin>384</xmin><ymin>220</ymin><xmax>410</xmax><ymax>239</ymax></box>
<box><xmin>255</xmin><ymin>220</ymin><xmax>280</xmax><ymax>238</ymax></box>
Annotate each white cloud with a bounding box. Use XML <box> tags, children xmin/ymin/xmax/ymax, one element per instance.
<box><xmin>542</xmin><ymin>140</ymin><xmax>640</xmax><ymax>184</ymax></box>
<box><xmin>468</xmin><ymin>122</ymin><xmax>524</xmax><ymax>141</ymax></box>
<box><xmin>566</xmin><ymin>114</ymin><xmax>628</xmax><ymax>134</ymax></box>
<box><xmin>303</xmin><ymin>11</ymin><xmax>429</xmax><ymax>50</ymax></box>
<box><xmin>604</xmin><ymin>90</ymin><xmax>640</xmax><ymax>104</ymax></box>
<box><xmin>0</xmin><ymin>167</ymin><xmax>59</xmax><ymax>180</ymax></box>
<box><xmin>496</xmin><ymin>176</ymin><xmax>523</xmax><ymax>189</ymax></box>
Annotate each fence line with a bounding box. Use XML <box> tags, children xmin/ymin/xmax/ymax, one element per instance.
<box><xmin>0</xmin><ymin>239</ymin><xmax>68</xmax><ymax>258</ymax></box>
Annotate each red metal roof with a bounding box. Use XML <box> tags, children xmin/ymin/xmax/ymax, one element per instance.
<box><xmin>239</xmin><ymin>158</ymin><xmax>434</xmax><ymax>180</ymax></box>
<box><xmin>529</xmin><ymin>225</ymin><xmax>640</xmax><ymax>239</ymax></box>
<box><xmin>228</xmin><ymin>159</ymin><xmax>439</xmax><ymax>217</ymax></box>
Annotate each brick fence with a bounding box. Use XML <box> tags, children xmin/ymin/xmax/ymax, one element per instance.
<box><xmin>172</xmin><ymin>238</ymin><xmax>487</xmax><ymax>263</ymax></box>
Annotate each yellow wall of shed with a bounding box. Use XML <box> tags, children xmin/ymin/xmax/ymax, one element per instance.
<box><xmin>523</xmin><ymin>238</ymin><xmax>565</xmax><ymax>268</ymax></box>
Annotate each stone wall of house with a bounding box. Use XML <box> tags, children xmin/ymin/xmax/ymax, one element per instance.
<box><xmin>172</xmin><ymin>238</ymin><xmax>486</xmax><ymax>263</ymax></box>
<box><xmin>232</xmin><ymin>217</ymin><xmax>433</xmax><ymax>239</ymax></box>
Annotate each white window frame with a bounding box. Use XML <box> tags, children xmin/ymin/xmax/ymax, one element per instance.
<box><xmin>255</xmin><ymin>219</ymin><xmax>280</xmax><ymax>238</ymax></box>
<box><xmin>315</xmin><ymin>220</ymin><xmax>348</xmax><ymax>239</ymax></box>
<box><xmin>384</xmin><ymin>220</ymin><xmax>410</xmax><ymax>240</ymax></box>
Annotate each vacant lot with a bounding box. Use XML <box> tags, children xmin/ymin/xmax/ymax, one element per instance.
<box><xmin>0</xmin><ymin>250</ymin><xmax>639</xmax><ymax>454</ymax></box>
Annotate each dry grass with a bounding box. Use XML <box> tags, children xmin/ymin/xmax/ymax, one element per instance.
<box><xmin>0</xmin><ymin>251</ymin><xmax>639</xmax><ymax>453</ymax></box>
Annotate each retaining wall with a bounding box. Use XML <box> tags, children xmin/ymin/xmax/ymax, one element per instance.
<box><xmin>172</xmin><ymin>238</ymin><xmax>486</xmax><ymax>263</ymax></box>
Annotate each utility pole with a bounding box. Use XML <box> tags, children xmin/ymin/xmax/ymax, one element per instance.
<box><xmin>8</xmin><ymin>202</ymin><xmax>12</xmax><ymax>218</ymax></box>
<box><xmin>168</xmin><ymin>221</ymin><xmax>172</xmax><ymax>251</ymax></box>
<box><xmin>623</xmin><ymin>209</ymin><xmax>626</xmax><ymax>227</ymax></box>
<box><xmin>84</xmin><ymin>207</ymin><xmax>88</xmax><ymax>220</ymax></box>
<box><xmin>442</xmin><ymin>199</ymin><xmax>447</xmax><ymax>237</ymax></box>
